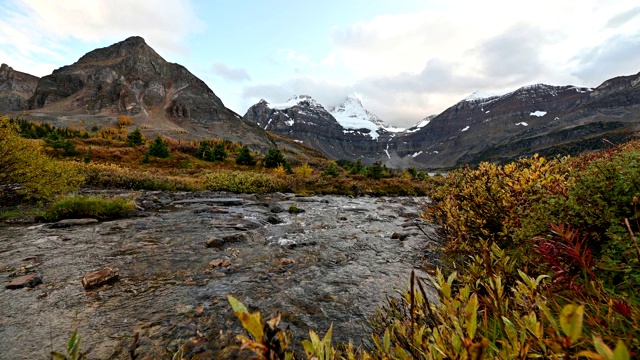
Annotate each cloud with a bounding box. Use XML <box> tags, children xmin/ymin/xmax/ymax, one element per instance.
<box><xmin>0</xmin><ymin>0</ymin><xmax>203</xmax><ymax>75</ymax></box>
<box><xmin>606</xmin><ymin>6</ymin><xmax>640</xmax><ymax>28</ymax></box>
<box><xmin>211</xmin><ymin>62</ymin><xmax>251</xmax><ymax>82</ymax></box>
<box><xmin>571</xmin><ymin>34</ymin><xmax>640</xmax><ymax>84</ymax></box>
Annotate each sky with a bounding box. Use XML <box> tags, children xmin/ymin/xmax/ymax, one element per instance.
<box><xmin>1</xmin><ymin>0</ymin><xmax>639</xmax><ymax>127</ymax></box>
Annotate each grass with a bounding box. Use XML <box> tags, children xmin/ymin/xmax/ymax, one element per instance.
<box><xmin>41</xmin><ymin>194</ymin><xmax>136</xmax><ymax>221</ymax></box>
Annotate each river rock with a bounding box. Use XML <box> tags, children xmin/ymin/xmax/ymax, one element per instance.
<box><xmin>49</xmin><ymin>218</ymin><xmax>99</xmax><ymax>228</ymax></box>
<box><xmin>266</xmin><ymin>215</ymin><xmax>283</xmax><ymax>224</ymax></box>
<box><xmin>269</xmin><ymin>204</ymin><xmax>284</xmax><ymax>213</ymax></box>
<box><xmin>391</xmin><ymin>232</ymin><xmax>410</xmax><ymax>241</ymax></box>
<box><xmin>5</xmin><ymin>273</ymin><xmax>42</xmax><ymax>289</ymax></box>
<box><xmin>209</xmin><ymin>259</ymin><xmax>231</xmax><ymax>268</ymax></box>
<box><xmin>171</xmin><ymin>198</ymin><xmax>244</xmax><ymax>206</ymax></box>
<box><xmin>81</xmin><ymin>267</ymin><xmax>119</xmax><ymax>289</ymax></box>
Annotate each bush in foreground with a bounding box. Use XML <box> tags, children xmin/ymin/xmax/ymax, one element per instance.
<box><xmin>42</xmin><ymin>194</ymin><xmax>136</xmax><ymax>221</ymax></box>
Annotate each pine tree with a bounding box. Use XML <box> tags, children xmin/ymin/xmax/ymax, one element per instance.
<box><xmin>147</xmin><ymin>136</ymin><xmax>170</xmax><ymax>158</ymax></box>
<box><xmin>212</xmin><ymin>143</ymin><xmax>227</xmax><ymax>161</ymax></box>
<box><xmin>235</xmin><ymin>146</ymin><xmax>255</xmax><ymax>165</ymax></box>
<box><xmin>127</xmin><ymin>128</ymin><xmax>144</xmax><ymax>146</ymax></box>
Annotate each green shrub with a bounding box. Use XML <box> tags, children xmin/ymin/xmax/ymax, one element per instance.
<box><xmin>204</xmin><ymin>171</ymin><xmax>287</xmax><ymax>193</ymax></box>
<box><xmin>147</xmin><ymin>136</ymin><xmax>170</xmax><ymax>158</ymax></box>
<box><xmin>264</xmin><ymin>147</ymin><xmax>287</xmax><ymax>168</ymax></box>
<box><xmin>42</xmin><ymin>194</ymin><xmax>136</xmax><ymax>221</ymax></box>
<box><xmin>235</xmin><ymin>146</ymin><xmax>256</xmax><ymax>166</ymax></box>
<box><xmin>322</xmin><ymin>162</ymin><xmax>341</xmax><ymax>177</ymax></box>
<box><xmin>127</xmin><ymin>128</ymin><xmax>144</xmax><ymax>146</ymax></box>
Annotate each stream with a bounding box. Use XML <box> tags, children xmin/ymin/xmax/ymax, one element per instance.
<box><xmin>0</xmin><ymin>191</ymin><xmax>440</xmax><ymax>359</ymax></box>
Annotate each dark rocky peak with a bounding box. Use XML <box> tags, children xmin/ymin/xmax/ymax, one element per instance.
<box><xmin>0</xmin><ymin>63</ymin><xmax>39</xmax><ymax>112</ymax></box>
<box><xmin>75</xmin><ymin>36</ymin><xmax>163</xmax><ymax>65</ymax></box>
<box><xmin>23</xmin><ymin>37</ymin><xmax>273</xmax><ymax>149</ymax></box>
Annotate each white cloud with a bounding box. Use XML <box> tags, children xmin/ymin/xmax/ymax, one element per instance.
<box><xmin>0</xmin><ymin>0</ymin><xmax>203</xmax><ymax>75</ymax></box>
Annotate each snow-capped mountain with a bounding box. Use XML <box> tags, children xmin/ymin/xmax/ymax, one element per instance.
<box><xmin>329</xmin><ymin>95</ymin><xmax>404</xmax><ymax>140</ymax></box>
<box><xmin>405</xmin><ymin>115</ymin><xmax>436</xmax><ymax>133</ymax></box>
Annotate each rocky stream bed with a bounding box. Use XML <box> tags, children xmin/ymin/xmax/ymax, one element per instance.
<box><xmin>0</xmin><ymin>191</ymin><xmax>440</xmax><ymax>359</ymax></box>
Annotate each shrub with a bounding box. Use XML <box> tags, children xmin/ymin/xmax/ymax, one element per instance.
<box><xmin>322</xmin><ymin>162</ymin><xmax>341</xmax><ymax>177</ymax></box>
<box><xmin>117</xmin><ymin>115</ymin><xmax>134</xmax><ymax>126</ymax></box>
<box><xmin>235</xmin><ymin>146</ymin><xmax>256</xmax><ymax>166</ymax></box>
<box><xmin>83</xmin><ymin>163</ymin><xmax>197</xmax><ymax>191</ymax></box>
<box><xmin>212</xmin><ymin>143</ymin><xmax>227</xmax><ymax>161</ymax></box>
<box><xmin>147</xmin><ymin>136</ymin><xmax>170</xmax><ymax>158</ymax></box>
<box><xmin>264</xmin><ymin>147</ymin><xmax>287</xmax><ymax>168</ymax></box>
<box><xmin>0</xmin><ymin>117</ymin><xmax>84</xmax><ymax>200</ymax></box>
<box><xmin>294</xmin><ymin>163</ymin><xmax>313</xmax><ymax>177</ymax></box>
<box><xmin>42</xmin><ymin>194</ymin><xmax>136</xmax><ymax>221</ymax></box>
<box><xmin>127</xmin><ymin>128</ymin><xmax>144</xmax><ymax>146</ymax></box>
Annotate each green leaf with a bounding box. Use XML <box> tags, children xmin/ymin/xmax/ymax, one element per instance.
<box><xmin>613</xmin><ymin>340</ymin><xmax>630</xmax><ymax>360</ymax></box>
<box><xmin>593</xmin><ymin>335</ymin><xmax>614</xmax><ymax>360</ymax></box>
<box><xmin>50</xmin><ymin>352</ymin><xmax>67</xmax><ymax>360</ymax></box>
<box><xmin>383</xmin><ymin>328</ymin><xmax>391</xmax><ymax>352</ymax></box>
<box><xmin>537</xmin><ymin>300</ymin><xmax>559</xmax><ymax>333</ymax></box>
<box><xmin>227</xmin><ymin>295</ymin><xmax>248</xmax><ymax>313</ymax></box>
<box><xmin>559</xmin><ymin>304</ymin><xmax>583</xmax><ymax>344</ymax></box>
<box><xmin>466</xmin><ymin>293</ymin><xmax>478</xmax><ymax>339</ymax></box>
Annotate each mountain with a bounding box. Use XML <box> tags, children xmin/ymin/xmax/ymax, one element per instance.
<box><xmin>328</xmin><ymin>95</ymin><xmax>405</xmax><ymax>139</ymax></box>
<box><xmin>400</xmin><ymin>73</ymin><xmax>640</xmax><ymax>168</ymax></box>
<box><xmin>244</xmin><ymin>95</ymin><xmax>393</xmax><ymax>161</ymax></box>
<box><xmin>21</xmin><ymin>36</ymin><xmax>272</xmax><ymax>148</ymax></box>
<box><xmin>0</xmin><ymin>64</ymin><xmax>39</xmax><ymax>112</ymax></box>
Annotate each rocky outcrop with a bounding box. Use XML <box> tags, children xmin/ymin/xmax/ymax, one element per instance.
<box><xmin>0</xmin><ymin>63</ymin><xmax>39</xmax><ymax>112</ymax></box>
<box><xmin>25</xmin><ymin>36</ymin><xmax>273</xmax><ymax>149</ymax></box>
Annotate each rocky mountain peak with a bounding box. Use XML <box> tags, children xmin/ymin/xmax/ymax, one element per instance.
<box><xmin>268</xmin><ymin>94</ymin><xmax>324</xmax><ymax>110</ymax></box>
<box><xmin>0</xmin><ymin>63</ymin><xmax>39</xmax><ymax>112</ymax></box>
<box><xmin>20</xmin><ymin>37</ymin><xmax>273</xmax><ymax>149</ymax></box>
<box><xmin>329</xmin><ymin>95</ymin><xmax>403</xmax><ymax>140</ymax></box>
<box><xmin>75</xmin><ymin>36</ymin><xmax>161</xmax><ymax>65</ymax></box>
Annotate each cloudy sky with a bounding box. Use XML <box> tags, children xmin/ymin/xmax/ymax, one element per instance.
<box><xmin>1</xmin><ymin>0</ymin><xmax>639</xmax><ymax>127</ymax></box>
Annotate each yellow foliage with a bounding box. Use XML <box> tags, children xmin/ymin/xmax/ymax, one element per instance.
<box><xmin>117</xmin><ymin>115</ymin><xmax>134</xmax><ymax>126</ymax></box>
<box><xmin>294</xmin><ymin>163</ymin><xmax>314</xmax><ymax>177</ymax></box>
<box><xmin>0</xmin><ymin>116</ymin><xmax>84</xmax><ymax>200</ymax></box>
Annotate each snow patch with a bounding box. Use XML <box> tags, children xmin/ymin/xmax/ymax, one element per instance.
<box><xmin>330</xmin><ymin>95</ymin><xmax>403</xmax><ymax>140</ymax></box>
<box><xmin>268</xmin><ymin>95</ymin><xmax>321</xmax><ymax>110</ymax></box>
<box><xmin>293</xmin><ymin>139</ymin><xmax>303</xmax><ymax>143</ymax></box>
<box><xmin>461</xmin><ymin>126</ymin><xmax>470</xmax><ymax>132</ymax></box>
<box><xmin>411</xmin><ymin>151</ymin><xmax>423</xmax><ymax>158</ymax></box>
<box><xmin>530</xmin><ymin>111</ymin><xmax>547</xmax><ymax>117</ymax></box>
<box><xmin>515</xmin><ymin>122</ymin><xmax>528</xmax><ymax>126</ymax></box>
<box><xmin>384</xmin><ymin>144</ymin><xmax>390</xmax><ymax>159</ymax></box>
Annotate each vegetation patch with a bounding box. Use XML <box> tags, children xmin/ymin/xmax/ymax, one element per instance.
<box><xmin>42</xmin><ymin>194</ymin><xmax>136</xmax><ymax>221</ymax></box>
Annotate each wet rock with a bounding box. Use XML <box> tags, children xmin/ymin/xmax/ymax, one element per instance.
<box><xmin>49</xmin><ymin>218</ymin><xmax>99</xmax><ymax>228</ymax></box>
<box><xmin>81</xmin><ymin>267</ymin><xmax>119</xmax><ymax>289</ymax></box>
<box><xmin>209</xmin><ymin>259</ymin><xmax>231</xmax><ymax>268</ymax></box>
<box><xmin>171</xmin><ymin>198</ymin><xmax>244</xmax><ymax>206</ymax></box>
<box><xmin>288</xmin><ymin>205</ymin><xmax>305</xmax><ymax>214</ymax></box>
<box><xmin>269</xmin><ymin>204</ymin><xmax>284</xmax><ymax>213</ymax></box>
<box><xmin>5</xmin><ymin>273</ymin><xmax>42</xmax><ymax>289</ymax></box>
<box><xmin>266</xmin><ymin>215</ymin><xmax>283</xmax><ymax>224</ymax></box>
<box><xmin>4</xmin><ymin>215</ymin><xmax>37</xmax><ymax>224</ymax></box>
<box><xmin>205</xmin><ymin>232</ymin><xmax>256</xmax><ymax>248</ymax></box>
<box><xmin>391</xmin><ymin>232</ymin><xmax>410</xmax><ymax>241</ymax></box>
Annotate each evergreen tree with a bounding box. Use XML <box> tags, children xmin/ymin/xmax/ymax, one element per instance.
<box><xmin>127</xmin><ymin>128</ymin><xmax>144</xmax><ymax>146</ymax></box>
<box><xmin>147</xmin><ymin>136</ymin><xmax>170</xmax><ymax>158</ymax></box>
<box><xmin>264</xmin><ymin>147</ymin><xmax>287</xmax><ymax>168</ymax></box>
<box><xmin>323</xmin><ymin>162</ymin><xmax>341</xmax><ymax>177</ymax></box>
<box><xmin>350</xmin><ymin>158</ymin><xmax>364</xmax><ymax>174</ymax></box>
<box><xmin>235</xmin><ymin>146</ymin><xmax>256</xmax><ymax>165</ymax></box>
<box><xmin>212</xmin><ymin>143</ymin><xmax>227</xmax><ymax>161</ymax></box>
<box><xmin>195</xmin><ymin>141</ymin><xmax>214</xmax><ymax>161</ymax></box>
